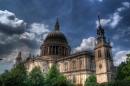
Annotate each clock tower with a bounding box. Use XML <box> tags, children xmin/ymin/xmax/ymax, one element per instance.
<box><xmin>94</xmin><ymin>14</ymin><xmax>114</xmax><ymax>83</ymax></box>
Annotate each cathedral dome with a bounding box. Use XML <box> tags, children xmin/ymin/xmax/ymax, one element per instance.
<box><xmin>40</xmin><ymin>18</ymin><xmax>71</xmax><ymax>58</ymax></box>
<box><xmin>44</xmin><ymin>30</ymin><xmax>68</xmax><ymax>45</ymax></box>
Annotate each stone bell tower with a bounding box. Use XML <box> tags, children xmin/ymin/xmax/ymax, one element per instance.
<box><xmin>94</xmin><ymin>14</ymin><xmax>114</xmax><ymax>83</ymax></box>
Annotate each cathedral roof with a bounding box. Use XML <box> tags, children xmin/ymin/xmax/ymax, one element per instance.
<box><xmin>43</xmin><ymin>18</ymin><xmax>68</xmax><ymax>45</ymax></box>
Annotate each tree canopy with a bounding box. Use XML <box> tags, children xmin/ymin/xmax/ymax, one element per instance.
<box><xmin>85</xmin><ymin>75</ymin><xmax>98</xmax><ymax>86</ymax></box>
<box><xmin>24</xmin><ymin>66</ymin><xmax>44</xmax><ymax>86</ymax></box>
<box><xmin>115</xmin><ymin>53</ymin><xmax>130</xmax><ymax>81</ymax></box>
<box><xmin>44</xmin><ymin>64</ymin><xmax>75</xmax><ymax>86</ymax></box>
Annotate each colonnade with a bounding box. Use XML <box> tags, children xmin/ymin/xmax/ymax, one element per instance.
<box><xmin>41</xmin><ymin>46</ymin><xmax>70</xmax><ymax>56</ymax></box>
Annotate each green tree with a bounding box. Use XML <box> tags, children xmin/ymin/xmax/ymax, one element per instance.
<box><xmin>44</xmin><ymin>64</ymin><xmax>74</xmax><ymax>86</ymax></box>
<box><xmin>115</xmin><ymin>61</ymin><xmax>127</xmax><ymax>80</ymax></box>
<box><xmin>0</xmin><ymin>70</ymin><xmax>10</xmax><ymax>86</ymax></box>
<box><xmin>24</xmin><ymin>66</ymin><xmax>44</xmax><ymax>86</ymax></box>
<box><xmin>85</xmin><ymin>75</ymin><xmax>98</xmax><ymax>86</ymax></box>
<box><xmin>122</xmin><ymin>54</ymin><xmax>130</xmax><ymax>80</ymax></box>
<box><xmin>4</xmin><ymin>62</ymin><xmax>27</xmax><ymax>86</ymax></box>
<box><xmin>126</xmin><ymin>54</ymin><xmax>130</xmax><ymax>62</ymax></box>
<box><xmin>0</xmin><ymin>75</ymin><xmax>2</xmax><ymax>86</ymax></box>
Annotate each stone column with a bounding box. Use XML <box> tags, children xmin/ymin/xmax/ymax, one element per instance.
<box><xmin>64</xmin><ymin>48</ymin><xmax>65</xmax><ymax>56</ymax></box>
<box><xmin>61</xmin><ymin>47</ymin><xmax>63</xmax><ymax>55</ymax></box>
<box><xmin>55</xmin><ymin>46</ymin><xmax>56</xmax><ymax>54</ymax></box>
<box><xmin>70</xmin><ymin>59</ymin><xmax>72</xmax><ymax>71</ymax></box>
<box><xmin>84</xmin><ymin>56</ymin><xmax>87</xmax><ymax>69</ymax></box>
<box><xmin>52</xmin><ymin>46</ymin><xmax>53</xmax><ymax>54</ymax></box>
<box><xmin>48</xmin><ymin>47</ymin><xmax>50</xmax><ymax>54</ymax></box>
<box><xmin>77</xmin><ymin>58</ymin><xmax>79</xmax><ymax>70</ymax></box>
<box><xmin>83</xmin><ymin>57</ymin><xmax>86</xmax><ymax>69</ymax></box>
<box><xmin>43</xmin><ymin>48</ymin><xmax>45</xmax><ymax>55</ymax></box>
<box><xmin>44</xmin><ymin>47</ymin><xmax>46</xmax><ymax>55</ymax></box>
<box><xmin>47</xmin><ymin>47</ymin><xmax>49</xmax><ymax>54</ymax></box>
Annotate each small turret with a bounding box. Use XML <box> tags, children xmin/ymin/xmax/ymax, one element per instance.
<box><xmin>14</xmin><ymin>51</ymin><xmax>22</xmax><ymax>67</ymax></box>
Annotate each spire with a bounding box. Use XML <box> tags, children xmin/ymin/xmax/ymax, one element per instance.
<box><xmin>54</xmin><ymin>18</ymin><xmax>60</xmax><ymax>31</ymax></box>
<box><xmin>98</xmin><ymin>13</ymin><xmax>102</xmax><ymax>29</ymax></box>
<box><xmin>97</xmin><ymin>13</ymin><xmax>106</xmax><ymax>43</ymax></box>
<box><xmin>18</xmin><ymin>51</ymin><xmax>21</xmax><ymax>57</ymax></box>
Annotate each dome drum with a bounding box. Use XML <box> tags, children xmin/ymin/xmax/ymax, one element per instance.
<box><xmin>40</xmin><ymin>45</ymin><xmax>70</xmax><ymax>56</ymax></box>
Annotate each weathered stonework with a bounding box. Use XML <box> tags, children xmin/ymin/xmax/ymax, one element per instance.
<box><xmin>15</xmin><ymin>17</ymin><xmax>115</xmax><ymax>86</ymax></box>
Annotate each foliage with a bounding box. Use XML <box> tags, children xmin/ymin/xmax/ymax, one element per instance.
<box><xmin>0</xmin><ymin>70</ymin><xmax>10</xmax><ymax>86</ymax></box>
<box><xmin>114</xmin><ymin>61</ymin><xmax>127</xmax><ymax>80</ymax></box>
<box><xmin>44</xmin><ymin>64</ymin><xmax>75</xmax><ymax>86</ymax></box>
<box><xmin>0</xmin><ymin>62</ymin><xmax>27</xmax><ymax>86</ymax></box>
<box><xmin>115</xmin><ymin>53</ymin><xmax>130</xmax><ymax>81</ymax></box>
<box><xmin>24</xmin><ymin>66</ymin><xmax>44</xmax><ymax>86</ymax></box>
<box><xmin>85</xmin><ymin>75</ymin><xmax>98</xmax><ymax>86</ymax></box>
<box><xmin>99</xmin><ymin>80</ymin><xmax>130</xmax><ymax>86</ymax></box>
<box><xmin>0</xmin><ymin>76</ymin><xmax>1</xmax><ymax>85</ymax></box>
<box><xmin>4</xmin><ymin>62</ymin><xmax>27</xmax><ymax>86</ymax></box>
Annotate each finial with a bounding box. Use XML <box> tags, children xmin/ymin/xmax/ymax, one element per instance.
<box><xmin>54</xmin><ymin>18</ymin><xmax>59</xmax><ymax>31</ymax></box>
<box><xmin>97</xmin><ymin>12</ymin><xmax>102</xmax><ymax>29</ymax></box>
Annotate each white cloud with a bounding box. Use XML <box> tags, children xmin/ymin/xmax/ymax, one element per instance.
<box><xmin>20</xmin><ymin>23</ymin><xmax>50</xmax><ymax>44</ymax></box>
<box><xmin>73</xmin><ymin>37</ymin><xmax>95</xmax><ymax>53</ymax></box>
<box><xmin>20</xmin><ymin>32</ymin><xmax>35</xmax><ymax>40</ymax></box>
<box><xmin>98</xmin><ymin>0</ymin><xmax>103</xmax><ymax>2</ymax></box>
<box><xmin>95</xmin><ymin>2</ymin><xmax>130</xmax><ymax>29</ymax></box>
<box><xmin>113</xmin><ymin>50</ymin><xmax>130</xmax><ymax>66</ymax></box>
<box><xmin>117</xmin><ymin>7</ymin><xmax>126</xmax><ymax>12</ymax></box>
<box><xmin>96</xmin><ymin>19</ymin><xmax>111</xmax><ymax>27</ymax></box>
<box><xmin>0</xmin><ymin>10</ymin><xmax>26</xmax><ymax>33</ymax></box>
<box><xmin>110</xmin><ymin>12</ymin><xmax>123</xmax><ymax>28</ymax></box>
<box><xmin>89</xmin><ymin>0</ymin><xmax>103</xmax><ymax>2</ymax></box>
<box><xmin>122</xmin><ymin>2</ymin><xmax>130</xmax><ymax>8</ymax></box>
<box><xmin>0</xmin><ymin>10</ymin><xmax>51</xmax><ymax>73</ymax></box>
<box><xmin>29</xmin><ymin>23</ymin><xmax>50</xmax><ymax>35</ymax></box>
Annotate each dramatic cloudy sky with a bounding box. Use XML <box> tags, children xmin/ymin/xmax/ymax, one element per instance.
<box><xmin>0</xmin><ymin>0</ymin><xmax>130</xmax><ymax>73</ymax></box>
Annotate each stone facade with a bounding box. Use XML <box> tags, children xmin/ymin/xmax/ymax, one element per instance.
<box><xmin>15</xmin><ymin>16</ymin><xmax>115</xmax><ymax>86</ymax></box>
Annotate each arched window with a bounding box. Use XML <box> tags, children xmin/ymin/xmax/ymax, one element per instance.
<box><xmin>64</xmin><ymin>62</ymin><xmax>68</xmax><ymax>71</ymax></box>
<box><xmin>107</xmin><ymin>49</ymin><xmax>111</xmax><ymax>58</ymax></box>
<box><xmin>72</xmin><ymin>61</ymin><xmax>76</xmax><ymax>70</ymax></box>
<box><xmin>73</xmin><ymin>75</ymin><xmax>76</xmax><ymax>83</ymax></box>
<box><xmin>98</xmin><ymin>50</ymin><xmax>101</xmax><ymax>58</ymax></box>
